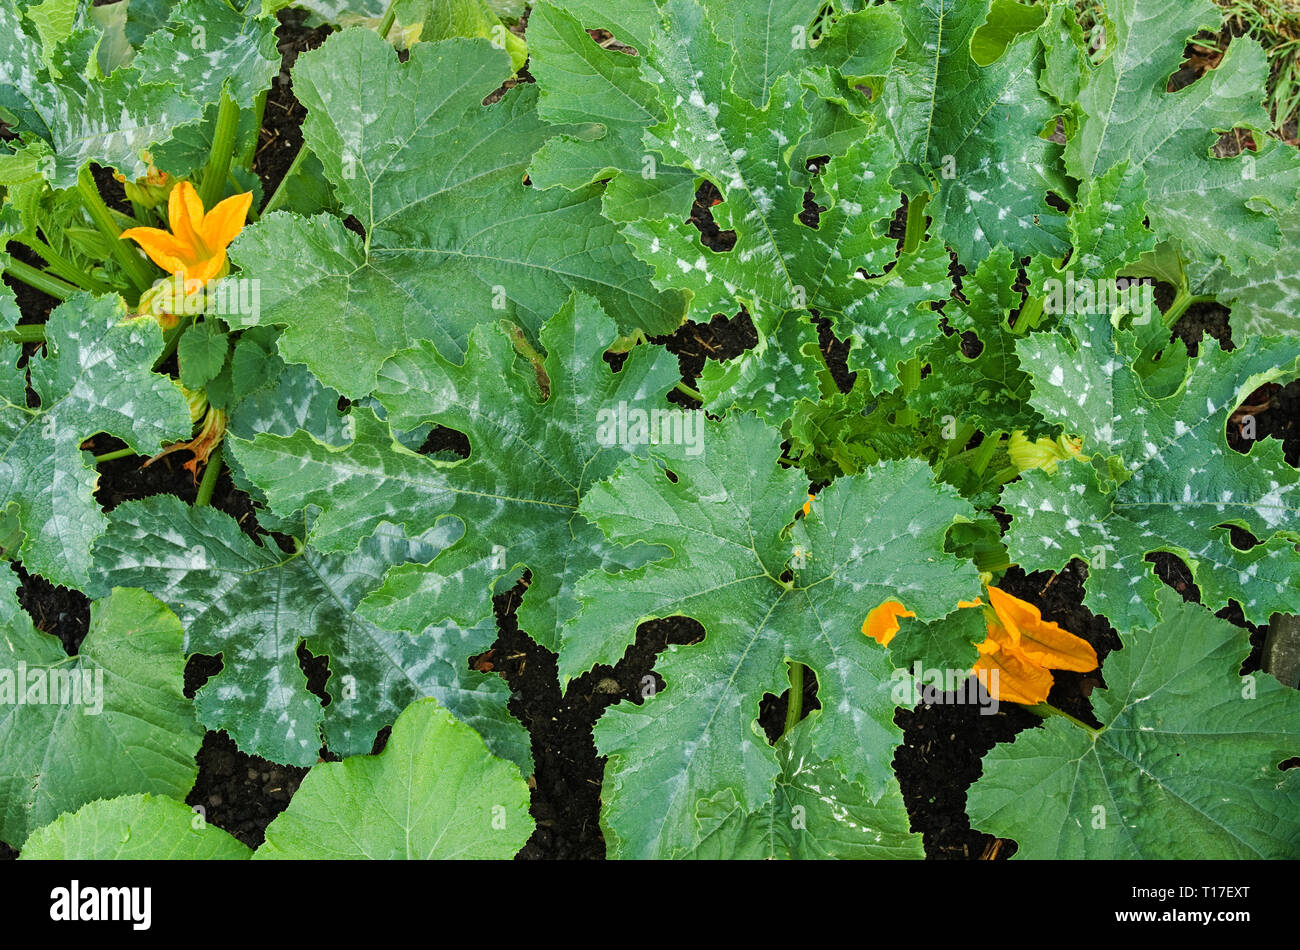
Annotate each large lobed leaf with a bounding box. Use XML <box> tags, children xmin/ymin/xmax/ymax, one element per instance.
<box><xmin>0</xmin><ymin>0</ymin><xmax>203</xmax><ymax>186</ymax></box>
<box><xmin>1005</xmin><ymin>318</ymin><xmax>1300</xmax><ymax>631</ymax></box>
<box><xmin>228</xmin><ymin>28</ymin><xmax>683</xmax><ymax>398</ymax></box>
<box><xmin>89</xmin><ymin>496</ymin><xmax>530</xmax><ymax>770</ymax></box>
<box><xmin>234</xmin><ymin>293</ymin><xmax>680</xmax><ymax>652</ymax></box>
<box><xmin>565</xmin><ymin>412</ymin><xmax>982</xmax><ymax>857</ymax></box>
<box><xmin>1065</xmin><ymin>0</ymin><xmax>1300</xmax><ymax>274</ymax></box>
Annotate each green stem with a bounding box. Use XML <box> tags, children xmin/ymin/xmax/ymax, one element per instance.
<box><xmin>782</xmin><ymin>661</ymin><xmax>805</xmax><ymax>739</ymax></box>
<box><xmin>200</xmin><ymin>92</ymin><xmax>240</xmax><ymax>210</ymax></box>
<box><xmin>260</xmin><ymin>143</ymin><xmax>310</xmax><ymax>217</ymax></box>
<box><xmin>973</xmin><ymin>546</ymin><xmax>1014</xmax><ymax>575</ymax></box>
<box><xmin>970</xmin><ymin>430</ymin><xmax>1002</xmax><ymax>477</ymax></box>
<box><xmin>902</xmin><ymin>192</ymin><xmax>930</xmax><ymax>255</ymax></box>
<box><xmin>77</xmin><ymin>166</ymin><xmax>154</xmax><ymax>293</ymax></box>
<box><xmin>1011</xmin><ymin>294</ymin><xmax>1045</xmax><ymax>335</ymax></box>
<box><xmin>3</xmin><ymin>322</ymin><xmax>49</xmax><ymax>343</ymax></box>
<box><xmin>1024</xmin><ymin>702</ymin><xmax>1100</xmax><ymax>734</ymax></box>
<box><xmin>2</xmin><ymin>257</ymin><xmax>80</xmax><ymax>301</ymax></box>
<box><xmin>15</xmin><ymin>237</ymin><xmax>112</xmax><ymax>294</ymax></box>
<box><xmin>240</xmin><ymin>90</ymin><xmax>268</xmax><ymax>169</ymax></box>
<box><xmin>194</xmin><ymin>444</ymin><xmax>224</xmax><ymax>507</ymax></box>
<box><xmin>152</xmin><ymin>316</ymin><xmax>193</xmax><ymax>372</ymax></box>
<box><xmin>377</xmin><ymin>0</ymin><xmax>399</xmax><ymax>40</ymax></box>
<box><xmin>109</xmin><ymin>207</ymin><xmax>149</xmax><ymax>231</ymax></box>
<box><xmin>990</xmin><ymin>464</ymin><xmax>1021</xmax><ymax>486</ymax></box>
<box><xmin>944</xmin><ymin>421</ymin><xmax>977</xmax><ymax>459</ymax></box>
<box><xmin>1162</xmin><ymin>291</ymin><xmax>1216</xmax><ymax>329</ymax></box>
<box><xmin>674</xmin><ymin>380</ymin><xmax>703</xmax><ymax>402</ymax></box>
<box><xmin>894</xmin><ymin>355</ymin><xmax>924</xmax><ymax>427</ymax></box>
<box><xmin>94</xmin><ymin>447</ymin><xmax>137</xmax><ymax>463</ymax></box>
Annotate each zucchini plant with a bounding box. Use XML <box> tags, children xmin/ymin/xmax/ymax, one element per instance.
<box><xmin>1</xmin><ymin>0</ymin><xmax>1298</xmax><ymax>859</ymax></box>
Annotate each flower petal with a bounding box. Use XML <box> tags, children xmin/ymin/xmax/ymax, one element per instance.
<box><xmin>862</xmin><ymin>600</ymin><xmax>915</xmax><ymax>646</ymax></box>
<box><xmin>187</xmin><ymin>252</ymin><xmax>228</xmax><ymax>286</ymax></box>
<box><xmin>119</xmin><ymin>226</ymin><xmax>190</xmax><ymax>275</ymax></box>
<box><xmin>200</xmin><ymin>191</ymin><xmax>253</xmax><ymax>253</ymax></box>
<box><xmin>168</xmin><ymin>180</ymin><xmax>206</xmax><ymax>246</ymax></box>
<box><xmin>973</xmin><ymin>644</ymin><xmax>1055</xmax><ymax>705</ymax></box>
<box><xmin>987</xmin><ymin>586</ymin><xmax>1098</xmax><ymax>672</ymax></box>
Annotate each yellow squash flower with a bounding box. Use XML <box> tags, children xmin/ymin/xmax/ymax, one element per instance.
<box><xmin>121</xmin><ymin>180</ymin><xmax>252</xmax><ymax>287</ymax></box>
<box><xmin>862</xmin><ymin>586</ymin><xmax>1097</xmax><ymax>706</ymax></box>
<box><xmin>971</xmin><ymin>586</ymin><xmax>1098</xmax><ymax>705</ymax></box>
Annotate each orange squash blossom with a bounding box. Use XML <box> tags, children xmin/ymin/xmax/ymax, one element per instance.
<box><xmin>121</xmin><ymin>180</ymin><xmax>253</xmax><ymax>287</ymax></box>
<box><xmin>863</xmin><ymin>586</ymin><xmax>1096</xmax><ymax>705</ymax></box>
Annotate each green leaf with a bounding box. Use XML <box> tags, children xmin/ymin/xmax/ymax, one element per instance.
<box><xmin>889</xmin><ymin>604</ymin><xmax>985</xmax><ymax>674</ymax></box>
<box><xmin>1204</xmin><ymin>206</ymin><xmax>1300</xmax><ymax>338</ymax></box>
<box><xmin>1006</xmin><ymin>319</ymin><xmax>1300</xmax><ymax>630</ymax></box>
<box><xmin>686</xmin><ymin>717</ymin><xmax>923</xmax><ymax>859</ymax></box>
<box><xmin>526</xmin><ymin>0</ymin><xmax>687</xmax><ymax>196</ymax></box>
<box><xmin>1064</xmin><ymin>159</ymin><xmax>1156</xmax><ymax>283</ymax></box>
<box><xmin>234</xmin><ymin>293</ymin><xmax>680</xmax><ymax>652</ymax></box>
<box><xmin>882</xmin><ymin>0</ymin><xmax>1069</xmax><ymax>262</ymax></box>
<box><xmin>134</xmin><ymin>0</ymin><xmax>280</xmax><ymax>109</ymax></box>
<box><xmin>89</xmin><ymin>496</ymin><xmax>530</xmax><ymax>770</ymax></box>
<box><xmin>0</xmin><ymin>583</ymin><xmax>201</xmax><ymax>850</ymax></box>
<box><xmin>913</xmin><ymin>244</ymin><xmax>1043</xmax><ymax>435</ymax></box>
<box><xmin>0</xmin><ymin>0</ymin><xmax>202</xmax><ymax>187</ymax></box>
<box><xmin>255</xmin><ymin>697</ymin><xmax>533</xmax><ymax>859</ymax></box>
<box><xmin>969</xmin><ymin>587</ymin><xmax>1300</xmax><ymax>858</ymax></box>
<box><xmin>0</xmin><ymin>280</ymin><xmax>16</xmax><ymax>331</ymax></box>
<box><xmin>219</xmin><ymin>327</ymin><xmax>351</xmax><ymax>519</ymax></box>
<box><xmin>20</xmin><ymin>794</ymin><xmax>252</xmax><ymax>859</ymax></box>
<box><xmin>228</xmin><ymin>28</ymin><xmax>682</xmax><ymax>397</ymax></box>
<box><xmin>122</xmin><ymin>0</ymin><xmax>179</xmax><ymax>48</ymax></box>
<box><xmin>565</xmin><ymin>412</ymin><xmax>983</xmax><ymax>857</ymax></box>
<box><xmin>177</xmin><ymin>318</ymin><xmax>230</xmax><ymax>390</ymax></box>
<box><xmin>150</xmin><ymin>95</ymin><xmax>263</xmax><ymax>181</ymax></box>
<box><xmin>24</xmin><ymin>0</ymin><xmax>79</xmax><ymax>64</ymax></box>
<box><xmin>1066</xmin><ymin>0</ymin><xmax>1300</xmax><ymax>273</ymax></box>
<box><xmin>0</xmin><ymin>501</ymin><xmax>23</xmax><ymax>561</ymax></box>
<box><xmin>0</xmin><ymin>293</ymin><xmax>191</xmax><ymax>587</ymax></box>
<box><xmin>390</xmin><ymin>0</ymin><xmax>527</xmax><ymax>71</ymax></box>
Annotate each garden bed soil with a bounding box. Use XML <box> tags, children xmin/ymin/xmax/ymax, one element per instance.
<box><xmin>2</xmin><ymin>10</ymin><xmax>1294</xmax><ymax>861</ymax></box>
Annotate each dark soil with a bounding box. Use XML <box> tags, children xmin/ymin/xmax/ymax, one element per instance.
<box><xmin>251</xmin><ymin>10</ymin><xmax>333</xmax><ymax>200</ymax></box>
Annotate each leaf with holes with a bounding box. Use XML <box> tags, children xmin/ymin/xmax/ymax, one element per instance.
<box><xmin>88</xmin><ymin>495</ymin><xmax>529</xmax><ymax>770</ymax></box>
<box><xmin>1065</xmin><ymin>0</ymin><xmax>1300</xmax><ymax>274</ymax></box>
<box><xmin>1005</xmin><ymin>318</ymin><xmax>1300</xmax><ymax>631</ymax></box>
<box><xmin>563</xmin><ymin>412</ymin><xmax>982</xmax><ymax>857</ymax></box>
<box><xmin>882</xmin><ymin>0</ymin><xmax>1070</xmax><ymax>262</ymax></box>
<box><xmin>231</xmin><ymin>293</ymin><xmax>680</xmax><ymax>653</ymax></box>
<box><xmin>0</xmin><ymin>293</ymin><xmax>190</xmax><ymax>588</ymax></box>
